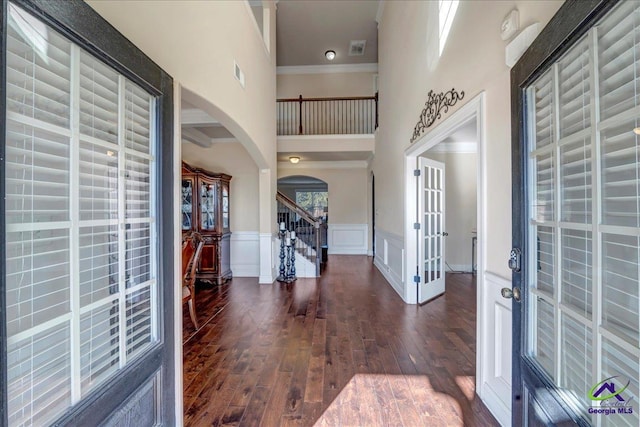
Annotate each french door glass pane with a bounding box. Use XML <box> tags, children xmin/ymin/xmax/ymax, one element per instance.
<box><xmin>79</xmin><ymin>225</ymin><xmax>118</xmax><ymax>306</ymax></box>
<box><xmin>601</xmin><ymin>339</ymin><xmax>640</xmax><ymax>427</ymax></box>
<box><xmin>560</xmin><ymin>138</ymin><xmax>592</xmax><ymax>224</ymax></box>
<box><xmin>535</xmin><ymin>226</ymin><xmax>555</xmax><ymax>294</ymax></box>
<box><xmin>532</xmin><ymin>71</ymin><xmax>555</xmax><ymax>149</ymax></box>
<box><xmin>5</xmin><ymin>122</ymin><xmax>70</xmax><ymax>223</ymax></box>
<box><xmin>526</xmin><ymin>1</ymin><xmax>640</xmax><ymax>422</ymax></box>
<box><xmin>561</xmin><ymin>230</ymin><xmax>592</xmax><ymax>318</ymax></box>
<box><xmin>6</xmin><ymin>5</ymin><xmax>71</xmax><ymax>128</ymax></box>
<box><xmin>535</xmin><ymin>152</ymin><xmax>555</xmax><ymax>222</ymax></box>
<box><xmin>80</xmin><ymin>303</ymin><xmax>120</xmax><ymax>394</ymax></box>
<box><xmin>4</xmin><ymin>3</ymin><xmax>159</xmax><ymax>424</ymax></box>
<box><xmin>560</xmin><ymin>313</ymin><xmax>592</xmax><ymax>413</ymax></box>
<box><xmin>600</xmin><ymin>119</ymin><xmax>640</xmax><ymax>228</ymax></box>
<box><xmin>79</xmin><ymin>141</ymin><xmax>118</xmax><ymax>221</ymax></box>
<box><xmin>558</xmin><ymin>36</ymin><xmax>590</xmax><ymax>138</ymax></box>
<box><xmin>7</xmin><ymin>324</ymin><xmax>72</xmax><ymax>425</ymax></box>
<box><xmin>601</xmin><ymin>233</ymin><xmax>639</xmax><ymax>347</ymax></box>
<box><xmin>598</xmin><ymin>4</ymin><xmax>640</xmax><ymax>121</ymax></box>
<box><xmin>79</xmin><ymin>51</ymin><xmax>119</xmax><ymax>144</ymax></box>
<box><xmin>535</xmin><ymin>297</ymin><xmax>555</xmax><ymax>379</ymax></box>
<box><xmin>6</xmin><ymin>229</ymin><xmax>70</xmax><ymax>336</ymax></box>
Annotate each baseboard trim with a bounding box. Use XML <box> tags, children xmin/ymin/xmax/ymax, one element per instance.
<box><xmin>373</xmin><ymin>257</ymin><xmax>404</xmax><ymax>301</ymax></box>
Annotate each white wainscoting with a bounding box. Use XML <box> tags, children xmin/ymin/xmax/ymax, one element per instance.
<box><xmin>230</xmin><ymin>232</ymin><xmax>260</xmax><ymax>277</ymax></box>
<box><xmin>373</xmin><ymin>229</ymin><xmax>405</xmax><ymax>300</ymax></box>
<box><xmin>479</xmin><ymin>271</ymin><xmax>512</xmax><ymax>427</ymax></box>
<box><xmin>327</xmin><ymin>224</ymin><xmax>369</xmax><ymax>255</ymax></box>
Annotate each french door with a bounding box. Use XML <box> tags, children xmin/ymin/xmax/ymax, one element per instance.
<box><xmin>417</xmin><ymin>157</ymin><xmax>445</xmax><ymax>304</ymax></box>
<box><xmin>1</xmin><ymin>1</ymin><xmax>174</xmax><ymax>425</ymax></box>
<box><xmin>511</xmin><ymin>0</ymin><xmax>639</xmax><ymax>426</ymax></box>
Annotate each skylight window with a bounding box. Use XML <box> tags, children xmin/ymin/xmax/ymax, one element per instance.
<box><xmin>439</xmin><ymin>0</ymin><xmax>459</xmax><ymax>55</ymax></box>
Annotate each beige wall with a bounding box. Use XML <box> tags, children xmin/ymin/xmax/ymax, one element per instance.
<box><xmin>182</xmin><ymin>142</ymin><xmax>259</xmax><ymax>232</ymax></box>
<box><xmin>278</xmin><ymin>167</ymin><xmax>368</xmax><ymax>225</ymax></box>
<box><xmin>277</xmin><ymin>72</ymin><xmax>376</xmax><ymax>99</ymax></box>
<box><xmin>375</xmin><ymin>0</ymin><xmax>563</xmax><ymax>277</ymax></box>
<box><xmin>422</xmin><ymin>152</ymin><xmax>477</xmax><ymax>270</ymax></box>
<box><xmin>89</xmin><ymin>0</ymin><xmax>276</xmax><ymax>169</ymax></box>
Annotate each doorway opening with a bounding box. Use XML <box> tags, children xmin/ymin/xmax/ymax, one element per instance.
<box><xmin>403</xmin><ymin>94</ymin><xmax>509</xmax><ymax>424</ymax></box>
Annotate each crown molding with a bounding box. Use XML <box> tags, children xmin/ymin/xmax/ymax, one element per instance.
<box><xmin>277</xmin><ymin>63</ymin><xmax>378</xmax><ymax>75</ymax></box>
<box><xmin>278</xmin><ymin>160</ymin><xmax>368</xmax><ymax>169</ymax></box>
<box><xmin>376</xmin><ymin>1</ymin><xmax>385</xmax><ymax>27</ymax></box>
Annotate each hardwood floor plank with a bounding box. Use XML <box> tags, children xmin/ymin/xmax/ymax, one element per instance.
<box><xmin>182</xmin><ymin>259</ymin><xmax>498</xmax><ymax>426</ymax></box>
<box><xmin>261</xmin><ymin>371</ymin><xmax>293</xmax><ymax>427</ymax></box>
<box><xmin>238</xmin><ymin>386</ymin><xmax>270</xmax><ymax>427</ymax></box>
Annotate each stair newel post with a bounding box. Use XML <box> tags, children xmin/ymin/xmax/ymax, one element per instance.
<box><xmin>289</xmin><ymin>231</ymin><xmax>297</xmax><ymax>282</ymax></box>
<box><xmin>277</xmin><ymin>222</ymin><xmax>286</xmax><ymax>282</ymax></box>
<box><xmin>285</xmin><ymin>231</ymin><xmax>293</xmax><ymax>283</ymax></box>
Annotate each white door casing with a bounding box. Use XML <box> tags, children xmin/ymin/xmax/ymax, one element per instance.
<box><xmin>418</xmin><ymin>157</ymin><xmax>446</xmax><ymax>303</ymax></box>
<box><xmin>404</xmin><ymin>93</ymin><xmax>509</xmax><ymax>424</ymax></box>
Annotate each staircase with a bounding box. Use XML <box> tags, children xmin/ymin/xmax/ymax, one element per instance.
<box><xmin>276</xmin><ymin>191</ymin><xmax>328</xmax><ymax>277</ymax></box>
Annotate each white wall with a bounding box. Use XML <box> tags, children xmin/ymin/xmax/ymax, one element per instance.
<box><xmin>88</xmin><ymin>1</ymin><xmax>277</xmax><ymax>171</ymax></box>
<box><xmin>422</xmin><ymin>152</ymin><xmax>477</xmax><ymax>271</ymax></box>
<box><xmin>374</xmin><ymin>0</ymin><xmax>563</xmax><ymax>279</ymax></box>
<box><xmin>277</xmin><ymin>72</ymin><xmax>376</xmax><ymax>98</ymax></box>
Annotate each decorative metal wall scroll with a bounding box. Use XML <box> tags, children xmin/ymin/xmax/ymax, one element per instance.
<box><xmin>410</xmin><ymin>88</ymin><xmax>465</xmax><ymax>143</ymax></box>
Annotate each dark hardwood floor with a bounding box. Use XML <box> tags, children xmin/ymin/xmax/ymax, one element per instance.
<box><xmin>182</xmin><ymin>256</ymin><xmax>499</xmax><ymax>427</ymax></box>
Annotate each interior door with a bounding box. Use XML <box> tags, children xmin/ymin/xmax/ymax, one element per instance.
<box><xmin>1</xmin><ymin>1</ymin><xmax>175</xmax><ymax>425</ymax></box>
<box><xmin>418</xmin><ymin>157</ymin><xmax>445</xmax><ymax>304</ymax></box>
<box><xmin>511</xmin><ymin>1</ymin><xmax>638</xmax><ymax>426</ymax></box>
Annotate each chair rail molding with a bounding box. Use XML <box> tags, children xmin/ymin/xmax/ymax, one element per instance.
<box><xmin>410</xmin><ymin>88</ymin><xmax>465</xmax><ymax>143</ymax></box>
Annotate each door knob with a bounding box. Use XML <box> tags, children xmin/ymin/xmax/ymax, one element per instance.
<box><xmin>501</xmin><ymin>287</ymin><xmax>521</xmax><ymax>302</ymax></box>
<box><xmin>441</xmin><ymin>232</ymin><xmax>449</xmax><ymax>236</ymax></box>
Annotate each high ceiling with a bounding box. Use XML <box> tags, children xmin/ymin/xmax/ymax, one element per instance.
<box><xmin>181</xmin><ymin>0</ymin><xmax>380</xmax><ymax>162</ymax></box>
<box><xmin>276</xmin><ymin>0</ymin><xmax>379</xmax><ymax>66</ymax></box>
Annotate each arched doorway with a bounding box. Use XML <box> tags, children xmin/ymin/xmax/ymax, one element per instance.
<box><xmin>277</xmin><ymin>175</ymin><xmax>329</xmax><ymax>222</ymax></box>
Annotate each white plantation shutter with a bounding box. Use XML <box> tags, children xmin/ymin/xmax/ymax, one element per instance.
<box><xmin>526</xmin><ymin>2</ymin><xmax>640</xmax><ymax>424</ymax></box>
<box><xmin>4</xmin><ymin>3</ymin><xmax>158</xmax><ymax>425</ymax></box>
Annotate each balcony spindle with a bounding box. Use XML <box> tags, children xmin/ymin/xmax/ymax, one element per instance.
<box><xmin>276</xmin><ymin>95</ymin><xmax>377</xmax><ymax>136</ymax></box>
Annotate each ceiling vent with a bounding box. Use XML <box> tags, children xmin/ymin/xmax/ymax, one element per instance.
<box><xmin>349</xmin><ymin>40</ymin><xmax>366</xmax><ymax>56</ymax></box>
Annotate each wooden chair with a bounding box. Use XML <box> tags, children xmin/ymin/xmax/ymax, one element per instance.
<box><xmin>182</xmin><ymin>232</ymin><xmax>204</xmax><ymax>328</ymax></box>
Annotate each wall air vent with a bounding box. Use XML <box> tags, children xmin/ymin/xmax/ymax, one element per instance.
<box><xmin>349</xmin><ymin>40</ymin><xmax>366</xmax><ymax>56</ymax></box>
<box><xmin>234</xmin><ymin>60</ymin><xmax>245</xmax><ymax>88</ymax></box>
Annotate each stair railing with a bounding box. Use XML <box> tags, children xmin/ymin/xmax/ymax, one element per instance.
<box><xmin>276</xmin><ymin>191</ymin><xmax>327</xmax><ymax>276</ymax></box>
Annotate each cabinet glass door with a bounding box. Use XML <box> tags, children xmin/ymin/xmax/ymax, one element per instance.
<box><xmin>200</xmin><ymin>180</ymin><xmax>216</xmax><ymax>230</ymax></box>
<box><xmin>222</xmin><ymin>184</ymin><xmax>229</xmax><ymax>230</ymax></box>
<box><xmin>182</xmin><ymin>179</ymin><xmax>193</xmax><ymax>230</ymax></box>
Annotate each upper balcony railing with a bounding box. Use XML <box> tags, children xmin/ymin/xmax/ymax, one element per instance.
<box><xmin>277</xmin><ymin>94</ymin><xmax>378</xmax><ymax>136</ymax></box>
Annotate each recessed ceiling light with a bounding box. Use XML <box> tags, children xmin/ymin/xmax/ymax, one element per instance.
<box><xmin>289</xmin><ymin>156</ymin><xmax>300</xmax><ymax>164</ymax></box>
<box><xmin>325</xmin><ymin>50</ymin><xmax>336</xmax><ymax>61</ymax></box>
<box><xmin>633</xmin><ymin>127</ymin><xmax>640</xmax><ymax>135</ymax></box>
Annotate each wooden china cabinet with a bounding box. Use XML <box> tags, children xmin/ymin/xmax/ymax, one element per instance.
<box><xmin>181</xmin><ymin>162</ymin><xmax>232</xmax><ymax>284</ymax></box>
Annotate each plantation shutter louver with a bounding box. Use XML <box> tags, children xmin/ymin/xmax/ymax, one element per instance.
<box><xmin>526</xmin><ymin>2</ymin><xmax>640</xmax><ymax>424</ymax></box>
<box><xmin>4</xmin><ymin>3</ymin><xmax>159</xmax><ymax>425</ymax></box>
